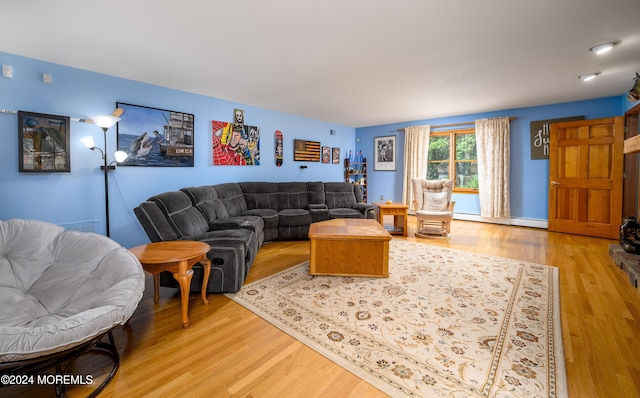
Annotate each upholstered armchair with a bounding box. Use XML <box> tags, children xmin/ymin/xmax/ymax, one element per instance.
<box><xmin>411</xmin><ymin>178</ymin><xmax>455</xmax><ymax>237</ymax></box>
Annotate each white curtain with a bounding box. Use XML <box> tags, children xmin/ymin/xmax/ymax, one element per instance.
<box><xmin>475</xmin><ymin>117</ymin><xmax>511</xmax><ymax>219</ymax></box>
<box><xmin>402</xmin><ymin>125</ymin><xmax>430</xmax><ymax>208</ymax></box>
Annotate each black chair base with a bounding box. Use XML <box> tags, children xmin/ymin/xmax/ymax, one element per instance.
<box><xmin>0</xmin><ymin>330</ymin><xmax>120</xmax><ymax>398</ymax></box>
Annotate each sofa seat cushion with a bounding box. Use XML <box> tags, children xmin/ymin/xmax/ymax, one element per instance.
<box><xmin>328</xmin><ymin>208</ymin><xmax>365</xmax><ymax>219</ymax></box>
<box><xmin>278</xmin><ymin>209</ymin><xmax>312</xmax><ymax>227</ymax></box>
<box><xmin>244</xmin><ymin>208</ymin><xmax>279</xmax><ymax>229</ymax></box>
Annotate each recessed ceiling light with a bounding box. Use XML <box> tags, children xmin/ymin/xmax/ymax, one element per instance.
<box><xmin>589</xmin><ymin>41</ymin><xmax>619</xmax><ymax>55</ymax></box>
<box><xmin>579</xmin><ymin>73</ymin><xmax>600</xmax><ymax>82</ymax></box>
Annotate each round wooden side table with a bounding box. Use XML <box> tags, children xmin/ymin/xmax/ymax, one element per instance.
<box><xmin>129</xmin><ymin>241</ymin><xmax>211</xmax><ymax>328</ymax></box>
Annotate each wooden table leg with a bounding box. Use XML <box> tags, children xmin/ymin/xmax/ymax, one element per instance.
<box><xmin>152</xmin><ymin>273</ymin><xmax>160</xmax><ymax>303</ymax></box>
<box><xmin>173</xmin><ymin>259</ymin><xmax>194</xmax><ymax>328</ymax></box>
<box><xmin>200</xmin><ymin>256</ymin><xmax>210</xmax><ymax>305</ymax></box>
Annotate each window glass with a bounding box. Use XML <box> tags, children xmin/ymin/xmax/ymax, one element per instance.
<box><xmin>426</xmin><ymin>130</ymin><xmax>478</xmax><ymax>192</ymax></box>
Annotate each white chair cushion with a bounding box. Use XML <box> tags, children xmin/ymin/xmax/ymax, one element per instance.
<box><xmin>423</xmin><ymin>191</ymin><xmax>448</xmax><ymax>211</ymax></box>
<box><xmin>416</xmin><ymin>210</ymin><xmax>454</xmax><ymax>219</ymax></box>
<box><xmin>0</xmin><ymin>219</ymin><xmax>145</xmax><ymax>362</ymax></box>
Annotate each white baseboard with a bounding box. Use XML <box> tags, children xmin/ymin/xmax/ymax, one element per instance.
<box><xmin>452</xmin><ymin>213</ymin><xmax>548</xmax><ymax>229</ymax></box>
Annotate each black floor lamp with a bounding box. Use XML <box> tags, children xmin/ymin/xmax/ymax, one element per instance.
<box><xmin>81</xmin><ymin>113</ymin><xmax>127</xmax><ymax>238</ymax></box>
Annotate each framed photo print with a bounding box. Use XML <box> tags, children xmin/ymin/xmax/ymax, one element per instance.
<box><xmin>116</xmin><ymin>102</ymin><xmax>194</xmax><ymax>167</ymax></box>
<box><xmin>18</xmin><ymin>111</ymin><xmax>71</xmax><ymax>172</ymax></box>
<box><xmin>322</xmin><ymin>146</ymin><xmax>330</xmax><ymax>163</ymax></box>
<box><xmin>374</xmin><ymin>135</ymin><xmax>396</xmax><ymax>171</ymax></box>
<box><xmin>332</xmin><ymin>148</ymin><xmax>340</xmax><ymax>164</ymax></box>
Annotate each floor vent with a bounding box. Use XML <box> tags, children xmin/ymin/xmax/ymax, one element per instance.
<box><xmin>59</xmin><ymin>220</ymin><xmax>100</xmax><ymax>234</ymax></box>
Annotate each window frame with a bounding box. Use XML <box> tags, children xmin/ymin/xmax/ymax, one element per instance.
<box><xmin>427</xmin><ymin>128</ymin><xmax>478</xmax><ymax>194</ymax></box>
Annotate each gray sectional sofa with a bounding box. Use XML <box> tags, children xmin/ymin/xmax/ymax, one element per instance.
<box><xmin>134</xmin><ymin>181</ymin><xmax>374</xmax><ymax>293</ymax></box>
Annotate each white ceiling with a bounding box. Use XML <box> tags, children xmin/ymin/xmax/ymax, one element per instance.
<box><xmin>1</xmin><ymin>0</ymin><xmax>639</xmax><ymax>127</ymax></box>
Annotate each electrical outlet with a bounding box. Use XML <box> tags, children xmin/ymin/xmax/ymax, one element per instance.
<box><xmin>380</xmin><ymin>195</ymin><xmax>384</xmax><ymax>200</ymax></box>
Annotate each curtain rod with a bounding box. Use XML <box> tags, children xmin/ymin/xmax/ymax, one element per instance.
<box><xmin>397</xmin><ymin>116</ymin><xmax>517</xmax><ymax>132</ymax></box>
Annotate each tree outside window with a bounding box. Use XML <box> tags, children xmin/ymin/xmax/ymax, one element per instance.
<box><xmin>427</xmin><ymin>129</ymin><xmax>478</xmax><ymax>192</ymax></box>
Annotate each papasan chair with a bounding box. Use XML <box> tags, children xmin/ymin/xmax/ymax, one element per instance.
<box><xmin>0</xmin><ymin>219</ymin><xmax>145</xmax><ymax>397</ymax></box>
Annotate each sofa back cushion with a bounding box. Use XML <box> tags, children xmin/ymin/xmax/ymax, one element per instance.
<box><xmin>306</xmin><ymin>181</ymin><xmax>325</xmax><ymax>205</ymax></box>
<box><xmin>181</xmin><ymin>186</ymin><xmax>229</xmax><ymax>221</ymax></box>
<box><xmin>324</xmin><ymin>182</ymin><xmax>357</xmax><ymax>209</ymax></box>
<box><xmin>150</xmin><ymin>191</ymin><xmax>209</xmax><ymax>237</ymax></box>
<box><xmin>239</xmin><ymin>182</ymin><xmax>279</xmax><ymax>211</ymax></box>
<box><xmin>277</xmin><ymin>182</ymin><xmax>309</xmax><ymax>210</ymax></box>
<box><xmin>213</xmin><ymin>183</ymin><xmax>248</xmax><ymax>217</ymax></box>
<box><xmin>134</xmin><ymin>201</ymin><xmax>179</xmax><ymax>242</ymax></box>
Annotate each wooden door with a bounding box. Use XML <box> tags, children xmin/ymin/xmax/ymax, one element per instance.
<box><xmin>548</xmin><ymin>117</ymin><xmax>624</xmax><ymax>239</ymax></box>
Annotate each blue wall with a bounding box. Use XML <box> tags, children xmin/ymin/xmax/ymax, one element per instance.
<box><xmin>356</xmin><ymin>97</ymin><xmax>626</xmax><ymax>222</ymax></box>
<box><xmin>1</xmin><ymin>51</ymin><xmax>633</xmax><ymax>247</ymax></box>
<box><xmin>0</xmin><ymin>52</ymin><xmax>355</xmax><ymax>248</ymax></box>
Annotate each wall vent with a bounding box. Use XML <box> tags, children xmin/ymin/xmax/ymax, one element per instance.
<box><xmin>58</xmin><ymin>220</ymin><xmax>100</xmax><ymax>234</ymax></box>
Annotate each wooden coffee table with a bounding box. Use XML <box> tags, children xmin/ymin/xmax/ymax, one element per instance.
<box><xmin>373</xmin><ymin>201</ymin><xmax>409</xmax><ymax>237</ymax></box>
<box><xmin>129</xmin><ymin>241</ymin><xmax>211</xmax><ymax>328</ymax></box>
<box><xmin>308</xmin><ymin>218</ymin><xmax>391</xmax><ymax>277</ymax></box>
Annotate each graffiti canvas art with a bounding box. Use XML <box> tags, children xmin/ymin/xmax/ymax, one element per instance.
<box><xmin>212</xmin><ymin>120</ymin><xmax>260</xmax><ymax>165</ymax></box>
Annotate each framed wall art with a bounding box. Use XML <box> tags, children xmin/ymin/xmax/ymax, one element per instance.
<box><xmin>332</xmin><ymin>148</ymin><xmax>340</xmax><ymax>164</ymax></box>
<box><xmin>18</xmin><ymin>111</ymin><xmax>71</xmax><ymax>172</ymax></box>
<box><xmin>322</xmin><ymin>146</ymin><xmax>331</xmax><ymax>163</ymax></box>
<box><xmin>116</xmin><ymin>102</ymin><xmax>195</xmax><ymax>167</ymax></box>
<box><xmin>294</xmin><ymin>139</ymin><xmax>321</xmax><ymax>161</ymax></box>
<box><xmin>374</xmin><ymin>135</ymin><xmax>396</xmax><ymax>171</ymax></box>
<box><xmin>211</xmin><ymin>120</ymin><xmax>261</xmax><ymax>166</ymax></box>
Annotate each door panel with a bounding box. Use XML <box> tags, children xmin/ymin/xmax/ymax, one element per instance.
<box><xmin>548</xmin><ymin>117</ymin><xmax>624</xmax><ymax>239</ymax></box>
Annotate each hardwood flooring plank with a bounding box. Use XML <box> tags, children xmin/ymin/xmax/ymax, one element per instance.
<box><xmin>6</xmin><ymin>218</ymin><xmax>639</xmax><ymax>398</ymax></box>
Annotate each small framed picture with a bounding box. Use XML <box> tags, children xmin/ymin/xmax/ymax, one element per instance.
<box><xmin>374</xmin><ymin>135</ymin><xmax>396</xmax><ymax>171</ymax></box>
<box><xmin>332</xmin><ymin>148</ymin><xmax>340</xmax><ymax>164</ymax></box>
<box><xmin>322</xmin><ymin>146</ymin><xmax>330</xmax><ymax>163</ymax></box>
<box><xmin>18</xmin><ymin>111</ymin><xmax>71</xmax><ymax>172</ymax></box>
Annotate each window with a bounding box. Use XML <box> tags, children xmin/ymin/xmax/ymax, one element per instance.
<box><xmin>426</xmin><ymin>128</ymin><xmax>478</xmax><ymax>192</ymax></box>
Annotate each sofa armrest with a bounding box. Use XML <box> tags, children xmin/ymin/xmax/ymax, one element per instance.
<box><xmin>309</xmin><ymin>207</ymin><xmax>329</xmax><ymax>223</ymax></box>
<box><xmin>353</xmin><ymin>202</ymin><xmax>376</xmax><ymax>219</ymax></box>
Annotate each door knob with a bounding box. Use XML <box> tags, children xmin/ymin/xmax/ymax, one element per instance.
<box><xmin>550</xmin><ymin>181</ymin><xmax>560</xmax><ymax>186</ymax></box>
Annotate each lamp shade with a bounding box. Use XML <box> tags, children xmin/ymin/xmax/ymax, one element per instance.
<box><xmin>114</xmin><ymin>150</ymin><xmax>128</xmax><ymax>163</ymax></box>
<box><xmin>81</xmin><ymin>136</ymin><xmax>96</xmax><ymax>149</ymax></box>
<box><xmin>88</xmin><ymin>114</ymin><xmax>121</xmax><ymax>129</ymax></box>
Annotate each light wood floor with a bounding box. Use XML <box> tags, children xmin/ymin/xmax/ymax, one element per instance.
<box><xmin>6</xmin><ymin>218</ymin><xmax>640</xmax><ymax>397</ymax></box>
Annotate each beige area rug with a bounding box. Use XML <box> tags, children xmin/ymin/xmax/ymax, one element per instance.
<box><xmin>226</xmin><ymin>240</ymin><xmax>567</xmax><ymax>397</ymax></box>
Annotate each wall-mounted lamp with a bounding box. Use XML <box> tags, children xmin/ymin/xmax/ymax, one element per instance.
<box><xmin>81</xmin><ymin>113</ymin><xmax>127</xmax><ymax>237</ymax></box>
<box><xmin>579</xmin><ymin>72</ymin><xmax>600</xmax><ymax>82</ymax></box>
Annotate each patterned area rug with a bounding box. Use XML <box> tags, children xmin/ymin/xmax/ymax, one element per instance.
<box><xmin>226</xmin><ymin>240</ymin><xmax>567</xmax><ymax>397</ymax></box>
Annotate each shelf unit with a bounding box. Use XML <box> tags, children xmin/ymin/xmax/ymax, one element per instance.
<box><xmin>344</xmin><ymin>157</ymin><xmax>367</xmax><ymax>202</ymax></box>
<box><xmin>622</xmin><ymin>102</ymin><xmax>640</xmax><ymax>217</ymax></box>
